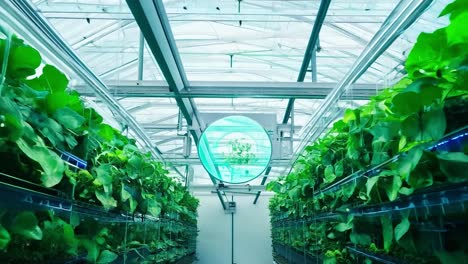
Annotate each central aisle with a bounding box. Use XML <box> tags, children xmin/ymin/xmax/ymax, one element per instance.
<box><xmin>194</xmin><ymin>194</ymin><xmax>274</xmax><ymax>264</ymax></box>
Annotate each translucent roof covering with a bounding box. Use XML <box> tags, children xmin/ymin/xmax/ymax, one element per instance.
<box><xmin>165</xmin><ymin>0</ymin><xmax>400</xmax><ymax>82</ymax></box>
<box><xmin>5</xmin><ymin>0</ymin><xmax>450</xmax><ymax>190</ymax></box>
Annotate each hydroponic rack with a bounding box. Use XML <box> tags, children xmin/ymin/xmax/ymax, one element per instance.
<box><xmin>271</xmin><ymin>127</ymin><xmax>468</xmax><ymax>263</ymax></box>
<box><xmin>0</xmin><ymin>172</ymin><xmax>197</xmax><ymax>263</ymax></box>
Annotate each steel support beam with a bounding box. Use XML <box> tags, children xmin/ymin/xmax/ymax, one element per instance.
<box><xmin>161</xmin><ymin>157</ymin><xmax>292</xmax><ymax>167</ymax></box>
<box><xmin>125</xmin><ymin>0</ymin><xmax>226</xmax><ymax>207</ymax></box>
<box><xmin>72</xmin><ymin>20</ymin><xmax>134</xmax><ymax>49</ymax></box>
<box><xmin>126</xmin><ymin>0</ymin><xmax>204</xmax><ymax>143</ymax></box>
<box><xmin>327</xmin><ymin>23</ymin><xmax>402</xmax><ymax>63</ymax></box>
<box><xmin>143</xmin><ymin>124</ymin><xmax>179</xmax><ymax>130</ymax></box>
<box><xmin>75</xmin><ymin>80</ymin><xmax>380</xmax><ymax>99</ymax></box>
<box><xmin>293</xmin><ymin>0</ymin><xmax>433</xmax><ymax>166</ymax></box>
<box><xmin>138</xmin><ymin>32</ymin><xmax>144</xmax><ymax>80</ymax></box>
<box><xmin>282</xmin><ymin>0</ymin><xmax>331</xmax><ymax>124</ymax></box>
<box><xmin>38</xmin><ymin>9</ymin><xmax>389</xmax><ymax>24</ymax></box>
<box><xmin>311</xmin><ymin>47</ymin><xmax>318</xmax><ymax>82</ymax></box>
<box><xmin>164</xmin><ymin>146</ymin><xmax>184</xmax><ymax>154</ymax></box>
<box><xmin>0</xmin><ymin>0</ymin><xmax>166</xmax><ymax>163</ymax></box>
<box><xmin>255</xmin><ymin>0</ymin><xmax>330</xmax><ymax>204</ymax></box>
<box><xmin>155</xmin><ymin>136</ymin><xmax>181</xmax><ymax>145</ymax></box>
<box><xmin>127</xmin><ymin>102</ymin><xmax>152</xmax><ymax>114</ymax></box>
<box><xmin>190</xmin><ymin>184</ymin><xmax>267</xmax><ymax>192</ymax></box>
<box><xmin>99</xmin><ymin>58</ymin><xmax>138</xmax><ymax>78</ymax></box>
<box><xmin>253</xmin><ymin>166</ymin><xmax>272</xmax><ymax>204</ymax></box>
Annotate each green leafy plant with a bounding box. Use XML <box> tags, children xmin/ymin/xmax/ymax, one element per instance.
<box><xmin>269</xmin><ymin>1</ymin><xmax>468</xmax><ymax>262</ymax></box>
<box><xmin>224</xmin><ymin>138</ymin><xmax>256</xmax><ymax>165</ymax></box>
<box><xmin>0</xmin><ymin>24</ymin><xmax>199</xmax><ymax>263</ymax></box>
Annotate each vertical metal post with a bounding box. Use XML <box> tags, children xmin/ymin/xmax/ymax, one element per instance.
<box><xmin>231</xmin><ymin>195</ymin><xmax>235</xmax><ymax>264</ymax></box>
<box><xmin>290</xmin><ymin>103</ymin><xmax>295</xmax><ymax>154</ymax></box>
<box><xmin>281</xmin><ymin>0</ymin><xmax>331</xmax><ymax>124</ymax></box>
<box><xmin>138</xmin><ymin>32</ymin><xmax>144</xmax><ymax>81</ymax></box>
<box><xmin>303</xmin><ymin>220</ymin><xmax>306</xmax><ymax>264</ymax></box>
<box><xmin>311</xmin><ymin>45</ymin><xmax>317</xmax><ymax>82</ymax></box>
<box><xmin>123</xmin><ymin>221</ymin><xmax>128</xmax><ymax>263</ymax></box>
<box><xmin>184</xmin><ymin>165</ymin><xmax>189</xmax><ymax>187</ymax></box>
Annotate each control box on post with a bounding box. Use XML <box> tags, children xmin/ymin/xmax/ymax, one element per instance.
<box><xmin>224</xmin><ymin>201</ymin><xmax>236</xmax><ymax>214</ymax></box>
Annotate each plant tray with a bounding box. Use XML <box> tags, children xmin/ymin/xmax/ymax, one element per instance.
<box><xmin>347</xmin><ymin>246</ymin><xmax>407</xmax><ymax>264</ymax></box>
<box><xmin>57</xmin><ymin>150</ymin><xmax>87</xmax><ymax>170</ymax></box>
<box><xmin>273</xmin><ymin>242</ymin><xmax>322</xmax><ymax>264</ymax></box>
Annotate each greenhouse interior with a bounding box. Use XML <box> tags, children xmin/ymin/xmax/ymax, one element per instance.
<box><xmin>0</xmin><ymin>0</ymin><xmax>467</xmax><ymax>263</ymax></box>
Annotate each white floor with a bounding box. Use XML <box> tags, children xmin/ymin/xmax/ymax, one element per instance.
<box><xmin>193</xmin><ymin>194</ymin><xmax>274</xmax><ymax>264</ymax></box>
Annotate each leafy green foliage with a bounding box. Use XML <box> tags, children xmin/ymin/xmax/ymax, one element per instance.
<box><xmin>16</xmin><ymin>126</ymin><xmax>66</xmax><ymax>187</ymax></box>
<box><xmin>224</xmin><ymin>138</ymin><xmax>256</xmax><ymax>164</ymax></box>
<box><xmin>269</xmin><ymin>1</ymin><xmax>468</xmax><ymax>262</ymax></box>
<box><xmin>7</xmin><ymin>43</ymin><xmax>41</xmax><ymax>79</ymax></box>
<box><xmin>10</xmin><ymin>212</ymin><xmax>42</xmax><ymax>240</ymax></box>
<box><xmin>0</xmin><ymin>224</ymin><xmax>11</xmax><ymax>249</ymax></box>
<box><xmin>380</xmin><ymin>215</ymin><xmax>393</xmax><ymax>252</ymax></box>
<box><xmin>437</xmin><ymin>152</ymin><xmax>468</xmax><ymax>183</ymax></box>
<box><xmin>0</xmin><ymin>27</ymin><xmax>199</xmax><ymax>262</ymax></box>
<box><xmin>334</xmin><ymin>216</ymin><xmax>353</xmax><ymax>232</ymax></box>
<box><xmin>394</xmin><ymin>216</ymin><xmax>410</xmax><ymax>242</ymax></box>
<box><xmin>97</xmin><ymin>250</ymin><xmax>118</xmax><ymax>263</ymax></box>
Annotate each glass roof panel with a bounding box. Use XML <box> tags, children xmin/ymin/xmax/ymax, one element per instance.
<box><xmin>304</xmin><ymin>0</ymin><xmax>400</xmax><ymax>83</ymax></box>
<box><xmin>165</xmin><ymin>0</ymin><xmax>316</xmax><ymax>82</ymax></box>
<box><xmin>33</xmin><ymin>0</ymin><xmax>165</xmax><ymax>83</ymax></box>
<box><xmin>165</xmin><ymin>0</ymin><xmax>401</xmax><ymax>82</ymax></box>
<box><xmin>358</xmin><ymin>0</ymin><xmax>451</xmax><ymax>85</ymax></box>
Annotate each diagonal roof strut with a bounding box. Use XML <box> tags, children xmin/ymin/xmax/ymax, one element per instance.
<box><xmin>281</xmin><ymin>0</ymin><xmax>332</xmax><ymax>125</ymax></box>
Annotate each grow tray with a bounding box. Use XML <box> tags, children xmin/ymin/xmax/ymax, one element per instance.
<box><xmin>57</xmin><ymin>149</ymin><xmax>87</xmax><ymax>170</ymax></box>
<box><xmin>347</xmin><ymin>246</ymin><xmax>406</xmax><ymax>264</ymax></box>
<box><xmin>349</xmin><ymin>181</ymin><xmax>468</xmax><ymax>217</ymax></box>
<box><xmin>174</xmin><ymin>252</ymin><xmax>197</xmax><ymax>264</ymax></box>
<box><xmin>273</xmin><ymin>242</ymin><xmax>322</xmax><ymax>264</ymax></box>
<box><xmin>0</xmin><ymin>172</ymin><xmax>72</xmax><ymax>213</ymax></box>
<box><xmin>272</xmin><ymin>181</ymin><xmax>468</xmax><ymax>228</ymax></box>
<box><xmin>0</xmin><ymin>172</ymin><xmax>196</xmax><ymax>227</ymax></box>
<box><xmin>272</xmin><ymin>212</ymin><xmax>342</xmax><ymax>228</ymax></box>
<box><xmin>313</xmin><ymin>126</ymin><xmax>468</xmax><ymax>197</ymax></box>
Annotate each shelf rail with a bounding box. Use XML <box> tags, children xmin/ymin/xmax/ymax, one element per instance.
<box><xmin>313</xmin><ymin>126</ymin><xmax>468</xmax><ymax>198</ymax></box>
<box><xmin>347</xmin><ymin>246</ymin><xmax>406</xmax><ymax>264</ymax></box>
<box><xmin>0</xmin><ymin>172</ymin><xmax>197</xmax><ymax>228</ymax></box>
<box><xmin>272</xmin><ymin>181</ymin><xmax>468</xmax><ymax>227</ymax></box>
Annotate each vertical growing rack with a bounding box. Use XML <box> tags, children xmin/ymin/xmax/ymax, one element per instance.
<box><xmin>268</xmin><ymin>0</ymin><xmax>468</xmax><ymax>261</ymax></box>
<box><xmin>0</xmin><ymin>21</ymin><xmax>199</xmax><ymax>262</ymax></box>
<box><xmin>271</xmin><ymin>128</ymin><xmax>468</xmax><ymax>264</ymax></box>
<box><xmin>0</xmin><ymin>171</ymin><xmax>198</xmax><ymax>263</ymax></box>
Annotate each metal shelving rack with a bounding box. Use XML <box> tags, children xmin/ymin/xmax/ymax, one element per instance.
<box><xmin>273</xmin><ymin>243</ymin><xmax>322</xmax><ymax>264</ymax></box>
<box><xmin>0</xmin><ymin>172</ymin><xmax>198</xmax><ymax>263</ymax></box>
<box><xmin>347</xmin><ymin>246</ymin><xmax>407</xmax><ymax>264</ymax></box>
<box><xmin>313</xmin><ymin>126</ymin><xmax>468</xmax><ymax>198</ymax></box>
<box><xmin>271</xmin><ymin>127</ymin><xmax>468</xmax><ymax>263</ymax></box>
